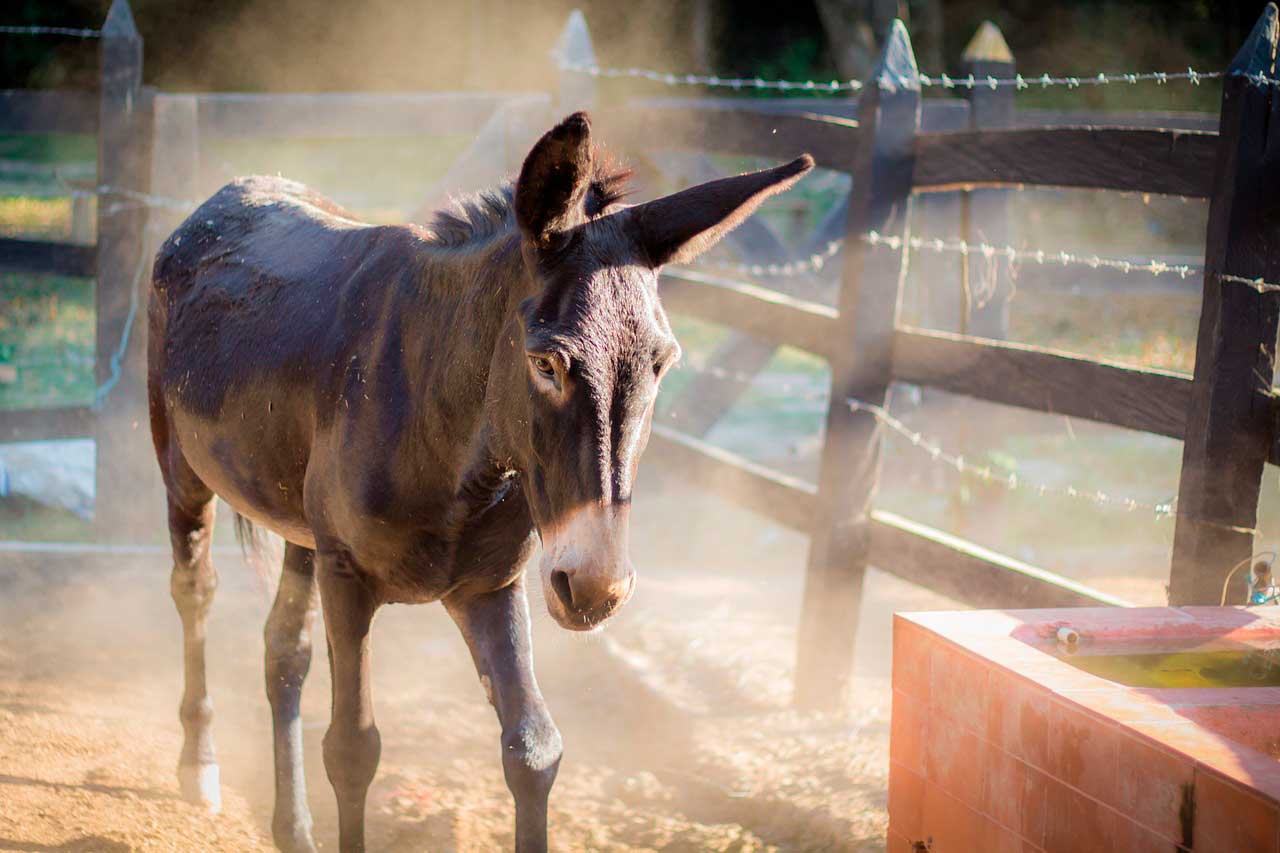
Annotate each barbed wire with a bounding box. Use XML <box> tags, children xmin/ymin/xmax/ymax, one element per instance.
<box><xmin>864</xmin><ymin>230</ymin><xmax>1202</xmax><ymax>279</ymax></box>
<box><xmin>555</xmin><ymin>53</ymin><xmax>1263</xmax><ymax>94</ymax></box>
<box><xmin>1220</xmin><ymin>273</ymin><xmax>1280</xmax><ymax>295</ymax></box>
<box><xmin>663</xmin><ymin>357</ymin><xmax>1258</xmax><ymax>534</ymax></box>
<box><xmin>843</xmin><ymin>396</ymin><xmax>1259</xmax><ymax>535</ymax></box>
<box><xmin>554</xmin><ymin>60</ymin><xmax>863</xmax><ymax>92</ymax></box>
<box><xmin>688</xmin><ymin>239</ymin><xmax>844</xmax><ymax>278</ymax></box>
<box><xmin>0</xmin><ymin>25</ymin><xmax>100</xmax><ymax>38</ymax></box>
<box><xmin>915</xmin><ymin>69</ymin><xmax>1222</xmax><ymax>91</ymax></box>
<box><xmin>865</xmin><ymin>230</ymin><xmax>1280</xmax><ymax>295</ymax></box>
<box><xmin>684</xmin><ymin>229</ymin><xmax>1210</xmax><ymax>284</ymax></box>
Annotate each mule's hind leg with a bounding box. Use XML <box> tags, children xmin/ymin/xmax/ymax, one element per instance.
<box><xmin>265</xmin><ymin>543</ymin><xmax>320</xmax><ymax>853</ymax></box>
<box><xmin>166</xmin><ymin>486</ymin><xmax>221</xmax><ymax>812</ymax></box>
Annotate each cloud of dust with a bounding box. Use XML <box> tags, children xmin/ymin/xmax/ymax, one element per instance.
<box><xmin>0</xmin><ymin>2</ymin><xmax>904</xmax><ymax>847</ymax></box>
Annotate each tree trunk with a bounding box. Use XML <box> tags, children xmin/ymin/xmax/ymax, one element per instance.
<box><xmin>814</xmin><ymin>0</ymin><xmax>905</xmax><ymax>82</ymax></box>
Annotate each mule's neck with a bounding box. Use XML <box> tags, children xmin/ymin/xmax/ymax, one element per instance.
<box><xmin>400</xmin><ymin>227</ymin><xmax>532</xmax><ymax>481</ymax></box>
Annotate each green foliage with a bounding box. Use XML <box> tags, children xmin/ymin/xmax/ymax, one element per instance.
<box><xmin>746</xmin><ymin>35</ymin><xmax>840</xmax><ymax>100</ymax></box>
<box><xmin>0</xmin><ymin>272</ymin><xmax>96</xmax><ymax>410</ymax></box>
<box><xmin>0</xmin><ymin>133</ymin><xmax>96</xmax><ymax>165</ymax></box>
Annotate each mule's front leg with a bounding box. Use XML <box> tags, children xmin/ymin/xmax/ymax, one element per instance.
<box><xmin>317</xmin><ymin>554</ymin><xmax>381</xmax><ymax>853</ymax></box>
<box><xmin>446</xmin><ymin>577</ymin><xmax>562</xmax><ymax>853</ymax></box>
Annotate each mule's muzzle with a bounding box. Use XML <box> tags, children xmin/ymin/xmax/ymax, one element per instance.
<box><xmin>543</xmin><ymin>563</ymin><xmax>635</xmax><ymax>631</ymax></box>
<box><xmin>539</xmin><ymin>505</ymin><xmax>635</xmax><ymax>631</ymax></box>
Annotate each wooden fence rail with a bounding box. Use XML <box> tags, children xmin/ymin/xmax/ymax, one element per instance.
<box><xmin>6</xmin><ymin>2</ymin><xmax>1280</xmax><ymax>711</ymax></box>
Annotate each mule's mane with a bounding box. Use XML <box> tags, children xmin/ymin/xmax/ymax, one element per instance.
<box><xmin>427</xmin><ymin>151</ymin><xmax>632</xmax><ymax>249</ymax></box>
<box><xmin>428</xmin><ymin>185</ymin><xmax>517</xmax><ymax>248</ymax></box>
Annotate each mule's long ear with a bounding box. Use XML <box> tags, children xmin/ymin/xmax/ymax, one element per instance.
<box><xmin>515</xmin><ymin>112</ymin><xmax>595</xmax><ymax>247</ymax></box>
<box><xmin>631</xmin><ymin>155</ymin><xmax>814</xmax><ymax>267</ymax></box>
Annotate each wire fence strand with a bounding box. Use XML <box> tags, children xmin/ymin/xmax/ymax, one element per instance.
<box><xmin>554</xmin><ymin>55</ymin><xmax>1280</xmax><ymax>94</ymax></box>
<box><xmin>662</xmin><ymin>357</ymin><xmax>1259</xmax><ymax>535</ymax></box>
<box><xmin>681</xmin><ymin>228</ymin><xmax>1280</xmax><ymax>296</ymax></box>
<box><xmin>842</xmin><ymin>395</ymin><xmax>1259</xmax><ymax>535</ymax></box>
<box><xmin>0</xmin><ymin>25</ymin><xmax>101</xmax><ymax>38</ymax></box>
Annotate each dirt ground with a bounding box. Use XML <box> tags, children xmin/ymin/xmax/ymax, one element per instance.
<box><xmin>0</xmin><ymin>473</ymin><xmax>956</xmax><ymax>852</ymax></box>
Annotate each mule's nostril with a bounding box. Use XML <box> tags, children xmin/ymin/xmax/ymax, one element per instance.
<box><xmin>550</xmin><ymin>569</ymin><xmax>574</xmax><ymax>608</ymax></box>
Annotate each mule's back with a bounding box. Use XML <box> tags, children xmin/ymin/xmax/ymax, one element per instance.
<box><xmin>154</xmin><ymin>175</ymin><xmax>367</xmax><ymax>292</ymax></box>
<box><xmin>151</xmin><ymin>176</ymin><xmax>423</xmax><ymax>420</ymax></box>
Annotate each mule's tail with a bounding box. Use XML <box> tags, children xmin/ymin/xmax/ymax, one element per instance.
<box><xmin>232</xmin><ymin>511</ymin><xmax>278</xmax><ymax>596</ymax></box>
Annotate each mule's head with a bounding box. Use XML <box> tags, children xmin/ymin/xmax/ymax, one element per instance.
<box><xmin>508</xmin><ymin>112</ymin><xmax>812</xmax><ymax>631</ymax></box>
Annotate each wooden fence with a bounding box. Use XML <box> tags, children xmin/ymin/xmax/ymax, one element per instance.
<box><xmin>559</xmin><ymin>7</ymin><xmax>1280</xmax><ymax>709</ymax></box>
<box><xmin>4</xmin><ymin>1</ymin><xmax>1280</xmax><ymax>710</ymax></box>
<box><xmin>1</xmin><ymin>0</ymin><xmax>145</xmax><ymax>538</ymax></box>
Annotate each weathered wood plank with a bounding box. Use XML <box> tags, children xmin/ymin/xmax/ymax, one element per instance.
<box><xmin>1169</xmin><ymin>5</ymin><xmax>1280</xmax><ymax>606</ymax></box>
<box><xmin>621</xmin><ymin>96</ymin><xmax>1214</xmax><ymax>132</ymax></box>
<box><xmin>0</xmin><ymin>90</ymin><xmax>98</xmax><ymax>134</ymax></box>
<box><xmin>962</xmin><ymin>21</ymin><xmax>1015</xmax><ymax>339</ymax></box>
<box><xmin>0</xmin><ymin>238</ymin><xmax>96</xmax><ymax>277</ymax></box>
<box><xmin>869</xmin><ymin>510</ymin><xmax>1130</xmax><ymax>608</ymax></box>
<box><xmin>647</xmin><ymin>425</ymin><xmax>816</xmax><ymax>532</ymax></box>
<box><xmin>913</xmin><ymin>126</ymin><xmax>1219</xmax><ymax>198</ymax></box>
<box><xmin>95</xmin><ymin>0</ymin><xmax>151</xmax><ymax>539</ymax></box>
<box><xmin>149</xmin><ymin>94</ymin><xmax>200</xmax><ymax>240</ymax></box>
<box><xmin>1016</xmin><ymin>108</ymin><xmax>1217</xmax><ymax>132</ymax></box>
<box><xmin>627</xmin><ymin>95</ymin><xmax>971</xmax><ymax>132</ymax></box>
<box><xmin>0</xmin><ymin>406</ymin><xmax>95</xmax><ymax>443</ymax></box>
<box><xmin>196</xmin><ymin>92</ymin><xmax>528</xmax><ymax>139</ymax></box>
<box><xmin>658</xmin><ymin>268</ymin><xmax>839</xmax><ymax>359</ymax></box>
<box><xmin>795</xmin><ymin>23</ymin><xmax>920</xmax><ymax>711</ymax></box>
<box><xmin>596</xmin><ymin>106</ymin><xmax>858</xmax><ymax>173</ymax></box>
<box><xmin>892</xmin><ymin>326</ymin><xmax>1193</xmax><ymax>439</ymax></box>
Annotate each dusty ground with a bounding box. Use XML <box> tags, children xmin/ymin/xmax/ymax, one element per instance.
<box><xmin>0</xmin><ymin>474</ymin><xmax>953</xmax><ymax>852</ymax></box>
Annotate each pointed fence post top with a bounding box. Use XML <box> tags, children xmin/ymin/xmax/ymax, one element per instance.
<box><xmin>555</xmin><ymin>9</ymin><xmax>595</xmax><ymax>67</ymax></box>
<box><xmin>103</xmin><ymin>0</ymin><xmax>138</xmax><ymax>39</ymax></box>
<box><xmin>873</xmin><ymin>19</ymin><xmax>920</xmax><ymax>93</ymax></box>
<box><xmin>1230</xmin><ymin>2</ymin><xmax>1278</xmax><ymax>76</ymax></box>
<box><xmin>963</xmin><ymin>21</ymin><xmax>1013</xmax><ymax>64</ymax></box>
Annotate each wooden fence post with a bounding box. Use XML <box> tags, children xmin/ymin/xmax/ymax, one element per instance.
<box><xmin>94</xmin><ymin>0</ymin><xmax>151</xmax><ymax>540</ymax></box>
<box><xmin>149</xmin><ymin>95</ymin><xmax>198</xmax><ymax>239</ymax></box>
<box><xmin>1168</xmin><ymin>4</ymin><xmax>1280</xmax><ymax>606</ymax></box>
<box><xmin>961</xmin><ymin>21</ymin><xmax>1014</xmax><ymax>339</ymax></box>
<box><xmin>795</xmin><ymin>21</ymin><xmax>919</xmax><ymax>710</ymax></box>
<box><xmin>555</xmin><ymin>10</ymin><xmax>596</xmax><ymax>114</ymax></box>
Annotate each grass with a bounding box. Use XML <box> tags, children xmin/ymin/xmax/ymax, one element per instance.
<box><xmin>0</xmin><ymin>273</ymin><xmax>95</xmax><ymax>410</ymax></box>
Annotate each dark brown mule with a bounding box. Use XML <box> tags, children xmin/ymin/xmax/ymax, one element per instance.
<box><xmin>148</xmin><ymin>111</ymin><xmax>811</xmax><ymax>852</ymax></box>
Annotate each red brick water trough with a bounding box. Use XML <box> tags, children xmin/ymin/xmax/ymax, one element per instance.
<box><xmin>889</xmin><ymin>607</ymin><xmax>1280</xmax><ymax>852</ymax></box>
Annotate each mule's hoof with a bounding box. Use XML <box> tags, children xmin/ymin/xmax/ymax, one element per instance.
<box><xmin>273</xmin><ymin>817</ymin><xmax>318</xmax><ymax>853</ymax></box>
<box><xmin>273</xmin><ymin>828</ymin><xmax>318</xmax><ymax>853</ymax></box>
<box><xmin>178</xmin><ymin>762</ymin><xmax>222</xmax><ymax>813</ymax></box>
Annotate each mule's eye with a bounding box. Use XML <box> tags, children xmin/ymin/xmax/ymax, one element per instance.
<box><xmin>530</xmin><ymin>355</ymin><xmax>556</xmax><ymax>377</ymax></box>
